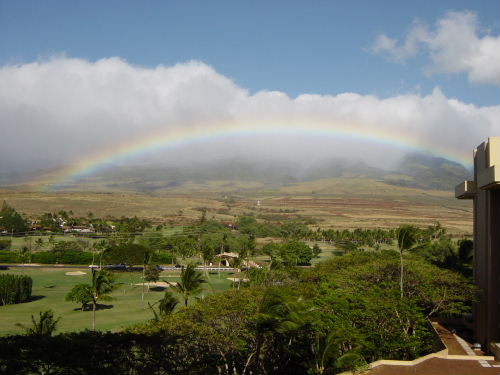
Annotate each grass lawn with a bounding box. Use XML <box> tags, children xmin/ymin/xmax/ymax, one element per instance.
<box><xmin>0</xmin><ymin>266</ymin><xmax>233</xmax><ymax>335</ymax></box>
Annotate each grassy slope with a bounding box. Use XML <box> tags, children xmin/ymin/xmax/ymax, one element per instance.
<box><xmin>0</xmin><ymin>267</ymin><xmax>232</xmax><ymax>335</ymax></box>
<box><xmin>0</xmin><ymin>176</ymin><xmax>472</xmax><ymax>234</ymax></box>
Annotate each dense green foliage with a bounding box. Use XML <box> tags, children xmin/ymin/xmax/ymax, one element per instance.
<box><xmin>0</xmin><ymin>201</ymin><xmax>29</xmax><ymax>234</ymax></box>
<box><xmin>0</xmin><ymin>240</ymin><xmax>11</xmax><ymax>250</ymax></box>
<box><xmin>144</xmin><ymin>265</ymin><xmax>160</xmax><ymax>284</ymax></box>
<box><xmin>32</xmin><ymin>250</ymin><xmax>95</xmax><ymax>264</ymax></box>
<box><xmin>412</xmin><ymin>238</ymin><xmax>473</xmax><ymax>278</ymax></box>
<box><xmin>66</xmin><ymin>284</ymin><xmax>93</xmax><ymax>311</ymax></box>
<box><xmin>0</xmin><ymin>250</ymin><xmax>20</xmax><ymax>263</ymax></box>
<box><xmin>104</xmin><ymin>243</ymin><xmax>149</xmax><ymax>265</ymax></box>
<box><xmin>126</xmin><ymin>251</ymin><xmax>472</xmax><ymax>374</ymax></box>
<box><xmin>0</xmin><ymin>208</ymin><xmax>477</xmax><ymax>374</ymax></box>
<box><xmin>0</xmin><ymin>249</ymin><xmax>474</xmax><ymax>374</ymax></box>
<box><xmin>262</xmin><ymin>240</ymin><xmax>314</xmax><ymax>265</ymax></box>
<box><xmin>0</xmin><ymin>273</ymin><xmax>32</xmax><ymax>305</ymax></box>
<box><xmin>237</xmin><ymin>216</ymin><xmax>282</xmax><ymax>237</ymax></box>
<box><xmin>0</xmin><ymin>332</ymin><xmax>187</xmax><ymax>375</ymax></box>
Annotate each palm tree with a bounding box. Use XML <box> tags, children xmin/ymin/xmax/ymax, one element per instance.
<box><xmin>170</xmin><ymin>264</ymin><xmax>205</xmax><ymax>307</ymax></box>
<box><xmin>90</xmin><ymin>268</ymin><xmax>115</xmax><ymax>330</ymax></box>
<box><xmin>16</xmin><ymin>310</ymin><xmax>60</xmax><ymax>336</ymax></box>
<box><xmin>158</xmin><ymin>290</ymin><xmax>179</xmax><ymax>314</ymax></box>
<box><xmin>309</xmin><ymin>331</ymin><xmax>366</xmax><ymax>375</ymax></box>
<box><xmin>148</xmin><ymin>290</ymin><xmax>179</xmax><ymax>322</ymax></box>
<box><xmin>396</xmin><ymin>225</ymin><xmax>418</xmax><ymax>298</ymax></box>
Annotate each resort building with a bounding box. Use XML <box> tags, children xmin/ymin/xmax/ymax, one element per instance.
<box><xmin>455</xmin><ymin>137</ymin><xmax>500</xmax><ymax>356</ymax></box>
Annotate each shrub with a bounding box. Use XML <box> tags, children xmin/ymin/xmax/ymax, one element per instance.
<box><xmin>0</xmin><ymin>239</ymin><xmax>11</xmax><ymax>250</ymax></box>
<box><xmin>0</xmin><ymin>250</ymin><xmax>20</xmax><ymax>263</ymax></box>
<box><xmin>151</xmin><ymin>252</ymin><xmax>176</xmax><ymax>264</ymax></box>
<box><xmin>0</xmin><ymin>274</ymin><xmax>32</xmax><ymax>305</ymax></box>
<box><xmin>32</xmin><ymin>251</ymin><xmax>94</xmax><ymax>264</ymax></box>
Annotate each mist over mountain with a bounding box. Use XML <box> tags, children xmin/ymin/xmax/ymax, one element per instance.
<box><xmin>383</xmin><ymin>153</ymin><xmax>472</xmax><ymax>190</ymax></box>
<box><xmin>0</xmin><ymin>152</ymin><xmax>470</xmax><ymax>192</ymax></box>
<box><xmin>300</xmin><ymin>158</ymin><xmax>388</xmax><ymax>180</ymax></box>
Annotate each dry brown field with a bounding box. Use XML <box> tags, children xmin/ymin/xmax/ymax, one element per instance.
<box><xmin>0</xmin><ymin>177</ymin><xmax>473</xmax><ymax>235</ymax></box>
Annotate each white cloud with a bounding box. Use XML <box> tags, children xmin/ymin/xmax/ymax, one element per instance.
<box><xmin>371</xmin><ymin>11</ymin><xmax>500</xmax><ymax>85</ymax></box>
<box><xmin>0</xmin><ymin>57</ymin><xmax>498</xmax><ymax>173</ymax></box>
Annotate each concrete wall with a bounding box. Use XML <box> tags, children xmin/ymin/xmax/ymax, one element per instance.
<box><xmin>456</xmin><ymin>137</ymin><xmax>500</xmax><ymax>352</ymax></box>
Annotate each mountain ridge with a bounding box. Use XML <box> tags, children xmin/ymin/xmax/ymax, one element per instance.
<box><xmin>0</xmin><ymin>153</ymin><xmax>471</xmax><ymax>192</ymax></box>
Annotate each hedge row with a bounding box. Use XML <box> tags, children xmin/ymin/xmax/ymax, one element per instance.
<box><xmin>0</xmin><ymin>250</ymin><xmax>19</xmax><ymax>263</ymax></box>
<box><xmin>0</xmin><ymin>332</ymin><xmax>208</xmax><ymax>375</ymax></box>
<box><xmin>0</xmin><ymin>274</ymin><xmax>32</xmax><ymax>305</ymax></box>
<box><xmin>0</xmin><ymin>250</ymin><xmax>175</xmax><ymax>265</ymax></box>
<box><xmin>32</xmin><ymin>251</ymin><xmax>95</xmax><ymax>265</ymax></box>
<box><xmin>150</xmin><ymin>252</ymin><xmax>176</xmax><ymax>264</ymax></box>
<box><xmin>0</xmin><ymin>250</ymin><xmax>95</xmax><ymax>265</ymax></box>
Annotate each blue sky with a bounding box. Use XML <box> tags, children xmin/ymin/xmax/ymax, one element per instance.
<box><xmin>0</xmin><ymin>1</ymin><xmax>499</xmax><ymax>173</ymax></box>
<box><xmin>0</xmin><ymin>0</ymin><xmax>498</xmax><ymax>105</ymax></box>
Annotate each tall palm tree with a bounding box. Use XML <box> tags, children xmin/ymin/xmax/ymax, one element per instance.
<box><xmin>170</xmin><ymin>264</ymin><xmax>205</xmax><ymax>307</ymax></box>
<box><xmin>90</xmin><ymin>268</ymin><xmax>115</xmax><ymax>330</ymax></box>
<box><xmin>396</xmin><ymin>225</ymin><xmax>418</xmax><ymax>298</ymax></box>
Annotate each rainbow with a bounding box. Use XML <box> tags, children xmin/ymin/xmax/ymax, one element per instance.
<box><xmin>35</xmin><ymin>119</ymin><xmax>472</xmax><ymax>190</ymax></box>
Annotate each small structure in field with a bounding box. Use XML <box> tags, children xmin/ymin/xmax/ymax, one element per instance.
<box><xmin>215</xmin><ymin>252</ymin><xmax>239</xmax><ymax>267</ymax></box>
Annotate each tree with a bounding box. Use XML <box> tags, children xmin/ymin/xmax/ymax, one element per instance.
<box><xmin>159</xmin><ymin>290</ymin><xmax>179</xmax><ymax>315</ymax></box>
<box><xmin>396</xmin><ymin>225</ymin><xmax>418</xmax><ymax>298</ymax></box>
<box><xmin>148</xmin><ymin>290</ymin><xmax>179</xmax><ymax>322</ymax></box>
<box><xmin>262</xmin><ymin>242</ymin><xmax>281</xmax><ymax>263</ymax></box>
<box><xmin>16</xmin><ymin>310</ymin><xmax>60</xmax><ymax>336</ymax></box>
<box><xmin>170</xmin><ymin>264</ymin><xmax>206</xmax><ymax>307</ymax></box>
<box><xmin>66</xmin><ymin>284</ymin><xmax>92</xmax><ymax>311</ymax></box>
<box><xmin>104</xmin><ymin>243</ymin><xmax>149</xmax><ymax>267</ymax></box>
<box><xmin>19</xmin><ymin>246</ymin><xmax>31</xmax><ymax>264</ymax></box>
<box><xmin>199</xmin><ymin>233</ymin><xmax>221</xmax><ymax>268</ymax></box>
<box><xmin>0</xmin><ymin>201</ymin><xmax>28</xmax><ymax>234</ymax></box>
<box><xmin>115</xmin><ymin>216</ymin><xmax>151</xmax><ymax>242</ymax></box>
<box><xmin>413</xmin><ymin>238</ymin><xmax>474</xmax><ymax>278</ymax></box>
<box><xmin>280</xmin><ymin>240</ymin><xmax>314</xmax><ymax>265</ymax></box>
<box><xmin>280</xmin><ymin>221</ymin><xmax>310</xmax><ymax>239</ymax></box>
<box><xmin>52</xmin><ymin>240</ymin><xmax>84</xmax><ymax>253</ymax></box>
<box><xmin>144</xmin><ymin>265</ymin><xmax>160</xmax><ymax>291</ymax></box>
<box><xmin>89</xmin><ymin>269</ymin><xmax>116</xmax><ymax>330</ymax></box>
<box><xmin>312</xmin><ymin>243</ymin><xmax>322</xmax><ymax>257</ymax></box>
<box><xmin>38</xmin><ymin>212</ymin><xmax>61</xmax><ymax>232</ymax></box>
<box><xmin>173</xmin><ymin>236</ymin><xmax>197</xmax><ymax>260</ymax></box>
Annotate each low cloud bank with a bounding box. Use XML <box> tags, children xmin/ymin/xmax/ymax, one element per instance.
<box><xmin>0</xmin><ymin>56</ymin><xmax>498</xmax><ymax>173</ymax></box>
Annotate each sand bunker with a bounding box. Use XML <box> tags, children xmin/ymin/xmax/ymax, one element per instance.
<box><xmin>134</xmin><ymin>281</ymin><xmax>176</xmax><ymax>288</ymax></box>
<box><xmin>65</xmin><ymin>271</ymin><xmax>87</xmax><ymax>276</ymax></box>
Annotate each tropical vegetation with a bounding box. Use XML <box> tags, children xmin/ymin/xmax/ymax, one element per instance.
<box><xmin>0</xmin><ymin>202</ymin><xmax>477</xmax><ymax>374</ymax></box>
